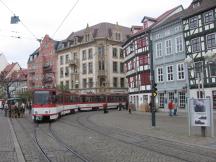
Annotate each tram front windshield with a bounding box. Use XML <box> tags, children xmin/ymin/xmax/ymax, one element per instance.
<box><xmin>33</xmin><ymin>91</ymin><xmax>51</xmax><ymax>105</ymax></box>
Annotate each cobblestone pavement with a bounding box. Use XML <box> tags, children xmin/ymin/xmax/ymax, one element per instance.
<box><xmin>90</xmin><ymin>110</ymin><xmax>216</xmax><ymax>148</ymax></box>
<box><xmin>0</xmin><ymin>112</ymin><xmax>18</xmax><ymax>162</ymax></box>
<box><xmin>1</xmin><ymin>110</ymin><xmax>216</xmax><ymax>162</ymax></box>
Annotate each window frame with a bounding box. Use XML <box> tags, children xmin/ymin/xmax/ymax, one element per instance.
<box><xmin>177</xmin><ymin>63</ymin><xmax>185</xmax><ymax>80</ymax></box>
<box><xmin>167</xmin><ymin>65</ymin><xmax>174</xmax><ymax>81</ymax></box>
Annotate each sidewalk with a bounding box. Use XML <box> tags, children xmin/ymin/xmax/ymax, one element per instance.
<box><xmin>0</xmin><ymin>112</ymin><xmax>24</xmax><ymax>162</ymax></box>
<box><xmin>92</xmin><ymin>110</ymin><xmax>216</xmax><ymax>150</ymax></box>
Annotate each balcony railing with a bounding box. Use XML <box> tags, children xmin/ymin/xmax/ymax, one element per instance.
<box><xmin>69</xmin><ymin>59</ymin><xmax>79</xmax><ymax>66</ymax></box>
<box><xmin>42</xmin><ymin>77</ymin><xmax>53</xmax><ymax>83</ymax></box>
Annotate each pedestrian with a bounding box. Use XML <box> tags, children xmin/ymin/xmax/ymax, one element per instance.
<box><xmin>103</xmin><ymin>102</ymin><xmax>108</xmax><ymax>114</ymax></box>
<box><xmin>168</xmin><ymin>100</ymin><xmax>174</xmax><ymax>116</ymax></box>
<box><xmin>128</xmin><ymin>101</ymin><xmax>133</xmax><ymax>114</ymax></box>
<box><xmin>4</xmin><ymin>102</ymin><xmax>8</xmax><ymax>117</ymax></box>
<box><xmin>173</xmin><ymin>102</ymin><xmax>177</xmax><ymax>116</ymax></box>
<box><xmin>118</xmin><ymin>102</ymin><xmax>122</xmax><ymax>111</ymax></box>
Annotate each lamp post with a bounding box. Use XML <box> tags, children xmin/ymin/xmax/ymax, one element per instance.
<box><xmin>184</xmin><ymin>56</ymin><xmax>207</xmax><ymax>136</ymax></box>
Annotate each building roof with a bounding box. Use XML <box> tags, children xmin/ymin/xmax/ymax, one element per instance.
<box><xmin>66</xmin><ymin>22</ymin><xmax>130</xmax><ymax>41</ymax></box>
<box><xmin>183</xmin><ymin>0</ymin><xmax>216</xmax><ymax>19</ymax></box>
<box><xmin>152</xmin><ymin>6</ymin><xmax>184</xmax><ymax>30</ymax></box>
<box><xmin>123</xmin><ymin>5</ymin><xmax>182</xmax><ymax>46</ymax></box>
<box><xmin>141</xmin><ymin>16</ymin><xmax>157</xmax><ymax>23</ymax></box>
<box><xmin>2</xmin><ymin>63</ymin><xmax>17</xmax><ymax>76</ymax></box>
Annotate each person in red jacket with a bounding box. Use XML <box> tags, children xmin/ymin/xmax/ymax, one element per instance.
<box><xmin>168</xmin><ymin>100</ymin><xmax>174</xmax><ymax>116</ymax></box>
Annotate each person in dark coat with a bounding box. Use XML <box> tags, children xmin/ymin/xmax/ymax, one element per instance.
<box><xmin>103</xmin><ymin>102</ymin><xmax>108</xmax><ymax>113</ymax></box>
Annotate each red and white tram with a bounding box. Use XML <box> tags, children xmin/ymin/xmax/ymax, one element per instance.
<box><xmin>32</xmin><ymin>88</ymin><xmax>128</xmax><ymax>122</ymax></box>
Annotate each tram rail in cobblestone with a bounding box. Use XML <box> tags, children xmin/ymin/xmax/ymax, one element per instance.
<box><xmin>48</xmin><ymin>123</ymin><xmax>91</xmax><ymax>162</ymax></box>
<box><xmin>59</xmin><ymin>113</ymin><xmax>216</xmax><ymax>162</ymax></box>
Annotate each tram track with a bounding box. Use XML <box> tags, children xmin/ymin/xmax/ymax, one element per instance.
<box><xmin>60</xmin><ymin>113</ymin><xmax>216</xmax><ymax>162</ymax></box>
<box><xmin>13</xmin><ymin>117</ymin><xmax>91</xmax><ymax>162</ymax></box>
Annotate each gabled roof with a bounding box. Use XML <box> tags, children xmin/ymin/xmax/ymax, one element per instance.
<box><xmin>183</xmin><ymin>0</ymin><xmax>216</xmax><ymax>19</ymax></box>
<box><xmin>123</xmin><ymin>5</ymin><xmax>182</xmax><ymax>46</ymax></box>
<box><xmin>141</xmin><ymin>16</ymin><xmax>157</xmax><ymax>23</ymax></box>
<box><xmin>152</xmin><ymin>5</ymin><xmax>184</xmax><ymax>30</ymax></box>
<box><xmin>2</xmin><ymin>63</ymin><xmax>17</xmax><ymax>76</ymax></box>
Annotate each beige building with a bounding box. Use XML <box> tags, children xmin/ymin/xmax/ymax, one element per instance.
<box><xmin>56</xmin><ymin>22</ymin><xmax>131</xmax><ymax>94</ymax></box>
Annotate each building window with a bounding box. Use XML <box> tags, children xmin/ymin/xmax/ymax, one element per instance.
<box><xmin>88</xmin><ymin>62</ymin><xmax>93</xmax><ymax>74</ymax></box>
<box><xmin>157</xmin><ymin>67</ymin><xmax>163</xmax><ymax>82</ymax></box>
<box><xmin>169</xmin><ymin>92</ymin><xmax>174</xmax><ymax>101</ymax></box>
<box><xmin>82</xmin><ymin>63</ymin><xmax>87</xmax><ymax>74</ymax></box>
<box><xmin>143</xmin><ymin>21</ymin><xmax>148</xmax><ymax>29</ymax></box>
<box><xmin>189</xmin><ymin>16</ymin><xmax>198</xmax><ymax>29</ymax></box>
<box><xmin>207</xmin><ymin>33</ymin><xmax>216</xmax><ymax>49</ymax></box>
<box><xmin>139</xmin><ymin>55</ymin><xmax>148</xmax><ymax>65</ymax></box>
<box><xmin>60</xmin><ymin>56</ymin><xmax>64</xmax><ymax>65</ymax></box>
<box><xmin>113</xmin><ymin>61</ymin><xmax>118</xmax><ymax>73</ymax></box>
<box><xmin>159</xmin><ymin>93</ymin><xmax>164</xmax><ymax>108</ymax></box>
<box><xmin>156</xmin><ymin>42</ymin><xmax>162</xmax><ymax>57</ymax></box>
<box><xmin>191</xmin><ymin>38</ymin><xmax>201</xmax><ymax>53</ymax></box>
<box><xmin>65</xmin><ymin>66</ymin><xmax>69</xmax><ymax>77</ymax></box>
<box><xmin>177</xmin><ymin>63</ymin><xmax>185</xmax><ymax>80</ymax></box>
<box><xmin>120</xmin><ymin>63</ymin><xmax>124</xmax><ymax>73</ymax></box>
<box><xmin>113</xmin><ymin>77</ymin><xmax>118</xmax><ymax>88</ymax></box>
<box><xmin>66</xmin><ymin>80</ymin><xmax>69</xmax><ymax>89</ymax></box>
<box><xmin>85</xmin><ymin>34</ymin><xmax>90</xmax><ymax>42</ymax></box>
<box><xmin>120</xmin><ymin>78</ymin><xmax>125</xmax><ymax>88</ymax></box>
<box><xmin>60</xmin><ymin>67</ymin><xmax>64</xmax><ymax>78</ymax></box>
<box><xmin>120</xmin><ymin>49</ymin><xmax>124</xmax><ymax>58</ymax></box>
<box><xmin>112</xmin><ymin>48</ymin><xmax>118</xmax><ymax>58</ymax></box>
<box><xmin>82</xmin><ymin>50</ymin><xmax>87</xmax><ymax>60</ymax></box>
<box><xmin>89</xmin><ymin>78</ymin><xmax>93</xmax><ymax>88</ymax></box>
<box><xmin>116</xmin><ymin>32</ymin><xmax>121</xmax><ymax>41</ymax></box>
<box><xmin>65</xmin><ymin>55</ymin><xmax>69</xmax><ymax>64</ymax></box>
<box><xmin>167</xmin><ymin>65</ymin><xmax>173</xmax><ymax>81</ymax></box>
<box><xmin>140</xmin><ymin>72</ymin><xmax>150</xmax><ymax>85</ymax></box>
<box><xmin>88</xmin><ymin>48</ymin><xmax>93</xmax><ymax>59</ymax></box>
<box><xmin>137</xmin><ymin>37</ymin><xmax>147</xmax><ymax>49</ymax></box>
<box><xmin>83</xmin><ymin>79</ymin><xmax>87</xmax><ymax>88</ymax></box>
<box><xmin>165</xmin><ymin>39</ymin><xmax>172</xmax><ymax>55</ymax></box>
<box><xmin>99</xmin><ymin>61</ymin><xmax>105</xmax><ymax>70</ymax></box>
<box><xmin>204</xmin><ymin>10</ymin><xmax>214</xmax><ymax>24</ymax></box>
<box><xmin>176</xmin><ymin>36</ymin><xmax>183</xmax><ymax>53</ymax></box>
<box><xmin>209</xmin><ymin>62</ymin><xmax>216</xmax><ymax>77</ymax></box>
<box><xmin>98</xmin><ymin>46</ymin><xmax>104</xmax><ymax>56</ymax></box>
<box><xmin>179</xmin><ymin>92</ymin><xmax>186</xmax><ymax>108</ymax></box>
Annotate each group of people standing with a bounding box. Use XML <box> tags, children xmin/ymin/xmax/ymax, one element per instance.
<box><xmin>168</xmin><ymin>100</ymin><xmax>177</xmax><ymax>116</ymax></box>
<box><xmin>1</xmin><ymin>100</ymin><xmax>32</xmax><ymax>118</ymax></box>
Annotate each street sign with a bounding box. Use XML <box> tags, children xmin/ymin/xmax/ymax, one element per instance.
<box><xmin>153</xmin><ymin>92</ymin><xmax>157</xmax><ymax>97</ymax></box>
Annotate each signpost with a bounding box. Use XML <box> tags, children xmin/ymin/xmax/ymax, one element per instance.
<box><xmin>188</xmin><ymin>98</ymin><xmax>214</xmax><ymax>137</ymax></box>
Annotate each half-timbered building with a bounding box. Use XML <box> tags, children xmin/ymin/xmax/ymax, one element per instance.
<box><xmin>123</xmin><ymin>6</ymin><xmax>182</xmax><ymax>110</ymax></box>
<box><xmin>182</xmin><ymin>0</ymin><xmax>216</xmax><ymax>109</ymax></box>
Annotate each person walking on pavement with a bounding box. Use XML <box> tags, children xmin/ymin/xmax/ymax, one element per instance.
<box><xmin>168</xmin><ymin>100</ymin><xmax>174</xmax><ymax>116</ymax></box>
<box><xmin>173</xmin><ymin>101</ymin><xmax>177</xmax><ymax>116</ymax></box>
<box><xmin>103</xmin><ymin>102</ymin><xmax>108</xmax><ymax>114</ymax></box>
<box><xmin>128</xmin><ymin>101</ymin><xmax>133</xmax><ymax>114</ymax></box>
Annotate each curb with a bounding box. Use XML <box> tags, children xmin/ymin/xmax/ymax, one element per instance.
<box><xmin>8</xmin><ymin>118</ymin><xmax>25</xmax><ymax>162</ymax></box>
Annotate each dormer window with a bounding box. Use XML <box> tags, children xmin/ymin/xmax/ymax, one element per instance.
<box><xmin>193</xmin><ymin>2</ymin><xmax>200</xmax><ymax>8</ymax></box>
<box><xmin>74</xmin><ymin>37</ymin><xmax>78</xmax><ymax>45</ymax></box>
<box><xmin>115</xmin><ymin>32</ymin><xmax>121</xmax><ymax>41</ymax></box>
<box><xmin>192</xmin><ymin>0</ymin><xmax>201</xmax><ymax>8</ymax></box>
<box><xmin>85</xmin><ymin>33</ymin><xmax>90</xmax><ymax>42</ymax></box>
<box><xmin>143</xmin><ymin>21</ymin><xmax>148</xmax><ymax>29</ymax></box>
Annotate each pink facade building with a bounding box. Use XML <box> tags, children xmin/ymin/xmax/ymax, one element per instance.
<box><xmin>27</xmin><ymin>35</ymin><xmax>58</xmax><ymax>89</ymax></box>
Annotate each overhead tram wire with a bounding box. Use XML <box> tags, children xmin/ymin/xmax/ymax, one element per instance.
<box><xmin>52</xmin><ymin>0</ymin><xmax>80</xmax><ymax>38</ymax></box>
<box><xmin>0</xmin><ymin>0</ymin><xmax>40</xmax><ymax>42</ymax></box>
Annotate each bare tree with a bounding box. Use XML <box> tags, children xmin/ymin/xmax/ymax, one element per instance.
<box><xmin>0</xmin><ymin>71</ymin><xmax>18</xmax><ymax>98</ymax></box>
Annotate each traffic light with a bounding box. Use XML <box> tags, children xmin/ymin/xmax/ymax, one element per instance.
<box><xmin>152</xmin><ymin>83</ymin><xmax>157</xmax><ymax>97</ymax></box>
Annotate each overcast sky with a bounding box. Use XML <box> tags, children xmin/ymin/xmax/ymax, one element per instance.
<box><xmin>0</xmin><ymin>0</ymin><xmax>191</xmax><ymax>68</ymax></box>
